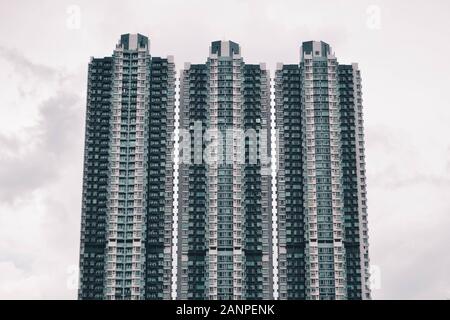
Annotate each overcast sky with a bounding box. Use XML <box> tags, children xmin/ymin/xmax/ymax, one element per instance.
<box><xmin>0</xmin><ymin>0</ymin><xmax>449</xmax><ymax>299</ymax></box>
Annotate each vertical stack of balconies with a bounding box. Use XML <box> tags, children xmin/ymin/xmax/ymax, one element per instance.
<box><xmin>338</xmin><ymin>63</ymin><xmax>371</xmax><ymax>300</ymax></box>
<box><xmin>177</xmin><ymin>64</ymin><xmax>209</xmax><ymax>299</ymax></box>
<box><xmin>177</xmin><ymin>41</ymin><xmax>272</xmax><ymax>300</ymax></box>
<box><xmin>275</xmin><ymin>41</ymin><xmax>370</xmax><ymax>300</ymax></box>
<box><xmin>275</xmin><ymin>63</ymin><xmax>306</xmax><ymax>300</ymax></box>
<box><xmin>79</xmin><ymin>57</ymin><xmax>113</xmax><ymax>300</ymax></box>
<box><xmin>79</xmin><ymin>34</ymin><xmax>175</xmax><ymax>300</ymax></box>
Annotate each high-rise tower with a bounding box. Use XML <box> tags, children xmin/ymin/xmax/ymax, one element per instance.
<box><xmin>78</xmin><ymin>34</ymin><xmax>175</xmax><ymax>300</ymax></box>
<box><xmin>177</xmin><ymin>41</ymin><xmax>273</xmax><ymax>300</ymax></box>
<box><xmin>275</xmin><ymin>41</ymin><xmax>370</xmax><ymax>300</ymax></box>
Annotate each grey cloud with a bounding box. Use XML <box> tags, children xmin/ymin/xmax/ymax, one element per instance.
<box><xmin>372</xmin><ymin>201</ymin><xmax>450</xmax><ymax>299</ymax></box>
<box><xmin>365</xmin><ymin>126</ymin><xmax>450</xmax><ymax>188</ymax></box>
<box><xmin>0</xmin><ymin>153</ymin><xmax>55</xmax><ymax>203</ymax></box>
<box><xmin>0</xmin><ymin>134</ymin><xmax>21</xmax><ymax>156</ymax></box>
<box><xmin>365</xmin><ymin>123</ymin><xmax>450</xmax><ymax>299</ymax></box>
<box><xmin>0</xmin><ymin>91</ymin><xmax>83</xmax><ymax>203</ymax></box>
<box><xmin>371</xmin><ymin>168</ymin><xmax>450</xmax><ymax>190</ymax></box>
<box><xmin>0</xmin><ymin>249</ymin><xmax>34</xmax><ymax>275</ymax></box>
<box><xmin>0</xmin><ymin>46</ymin><xmax>57</xmax><ymax>80</ymax></box>
<box><xmin>446</xmin><ymin>146</ymin><xmax>450</xmax><ymax>172</ymax></box>
<box><xmin>365</xmin><ymin>125</ymin><xmax>397</xmax><ymax>152</ymax></box>
<box><xmin>38</xmin><ymin>92</ymin><xmax>84</xmax><ymax>156</ymax></box>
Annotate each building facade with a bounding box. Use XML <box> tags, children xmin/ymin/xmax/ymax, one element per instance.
<box><xmin>276</xmin><ymin>41</ymin><xmax>370</xmax><ymax>300</ymax></box>
<box><xmin>78</xmin><ymin>34</ymin><xmax>175</xmax><ymax>300</ymax></box>
<box><xmin>177</xmin><ymin>41</ymin><xmax>273</xmax><ymax>300</ymax></box>
<box><xmin>79</xmin><ymin>36</ymin><xmax>370</xmax><ymax>301</ymax></box>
